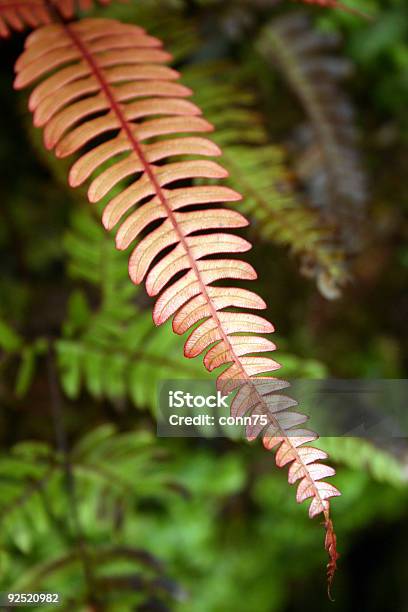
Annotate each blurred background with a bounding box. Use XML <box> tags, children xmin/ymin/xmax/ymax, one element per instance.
<box><xmin>0</xmin><ymin>0</ymin><xmax>407</xmax><ymax>610</ymax></box>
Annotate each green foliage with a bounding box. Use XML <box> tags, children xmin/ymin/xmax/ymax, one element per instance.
<box><xmin>1</xmin><ymin>422</ymin><xmax>407</xmax><ymax>611</ymax></box>
<box><xmin>57</xmin><ymin>208</ymin><xmax>206</xmax><ymax>411</ymax></box>
<box><xmin>15</xmin><ymin>343</ymin><xmax>41</xmax><ymax>397</ymax></box>
<box><xmin>0</xmin><ymin>318</ymin><xmax>22</xmax><ymax>352</ymax></box>
<box><xmin>0</xmin><ymin>426</ymin><xmax>185</xmax><ymax>610</ymax></box>
<box><xmin>0</xmin><ymin>426</ymin><xmax>169</xmax><ymax>551</ymax></box>
<box><xmin>316</xmin><ymin>437</ymin><xmax>408</xmax><ymax>488</ymax></box>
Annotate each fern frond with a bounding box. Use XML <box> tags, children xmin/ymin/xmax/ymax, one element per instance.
<box><xmin>0</xmin><ymin>316</ymin><xmax>22</xmax><ymax>352</ymax></box>
<box><xmin>0</xmin><ymin>427</ymin><xmax>184</xmax><ymax>608</ymax></box>
<box><xmin>57</xmin><ymin>320</ymin><xmax>206</xmax><ymax>407</ymax></box>
<box><xmin>0</xmin><ymin>426</ymin><xmax>174</xmax><ymax>551</ymax></box>
<box><xmin>259</xmin><ymin>12</ymin><xmax>367</xmax><ymax>257</ymax></box>
<box><xmin>0</xmin><ymin>0</ymin><xmax>50</xmax><ymax>37</ymax></box>
<box><xmin>316</xmin><ymin>437</ymin><xmax>408</xmax><ymax>488</ymax></box>
<box><xmin>182</xmin><ymin>62</ymin><xmax>348</xmax><ymax>292</ymax></box>
<box><xmin>114</xmin><ymin>4</ymin><xmax>201</xmax><ymax>64</ymax></box>
<box><xmin>11</xmin><ymin>543</ymin><xmax>182</xmax><ymax>606</ymax></box>
<box><xmin>0</xmin><ymin>0</ymin><xmax>113</xmax><ymax>37</ymax></box>
<box><xmin>15</xmin><ymin>17</ymin><xmax>340</xmax><ymax>590</ymax></box>
<box><xmin>59</xmin><ymin>209</ymin><xmax>205</xmax><ymax>407</ymax></box>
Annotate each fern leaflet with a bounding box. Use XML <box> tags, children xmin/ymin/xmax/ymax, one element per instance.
<box><xmin>0</xmin><ymin>0</ymin><xmax>113</xmax><ymax>37</ymax></box>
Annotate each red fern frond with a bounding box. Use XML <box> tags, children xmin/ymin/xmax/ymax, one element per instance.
<box><xmin>0</xmin><ymin>0</ymin><xmax>113</xmax><ymax>37</ymax></box>
<box><xmin>14</xmin><ymin>17</ymin><xmax>341</xmax><ymax>590</ymax></box>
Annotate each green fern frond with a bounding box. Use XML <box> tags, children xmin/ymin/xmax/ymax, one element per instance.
<box><xmin>315</xmin><ymin>437</ymin><xmax>408</xmax><ymax>488</ymax></box>
<box><xmin>0</xmin><ymin>426</ymin><xmax>175</xmax><ymax>554</ymax></box>
<box><xmin>58</xmin><ymin>209</ymin><xmax>205</xmax><ymax>409</ymax></box>
<box><xmin>103</xmin><ymin>1</ymin><xmax>200</xmax><ymax>62</ymax></box>
<box><xmin>9</xmin><ymin>543</ymin><xmax>183</xmax><ymax>608</ymax></box>
<box><xmin>0</xmin><ymin>424</ymin><xmax>185</xmax><ymax>610</ymax></box>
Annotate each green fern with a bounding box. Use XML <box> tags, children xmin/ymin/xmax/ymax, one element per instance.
<box><xmin>0</xmin><ymin>425</ymin><xmax>178</xmax><ymax>551</ymax></box>
<box><xmin>315</xmin><ymin>437</ymin><xmax>408</xmax><ymax>488</ymax></box>
<box><xmin>0</xmin><ymin>425</ymin><xmax>183</xmax><ymax>609</ymax></box>
<box><xmin>57</xmin><ymin>208</ymin><xmax>206</xmax><ymax>410</ymax></box>
<box><xmin>182</xmin><ymin>61</ymin><xmax>348</xmax><ymax>293</ymax></box>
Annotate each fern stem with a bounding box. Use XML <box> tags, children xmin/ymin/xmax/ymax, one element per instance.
<box><xmin>46</xmin><ymin>346</ymin><xmax>103</xmax><ymax>610</ymax></box>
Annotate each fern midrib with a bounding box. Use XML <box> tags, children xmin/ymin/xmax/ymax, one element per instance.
<box><xmin>63</xmin><ymin>22</ymin><xmax>328</xmax><ymax>519</ymax></box>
